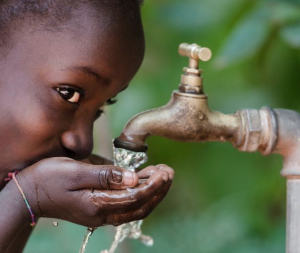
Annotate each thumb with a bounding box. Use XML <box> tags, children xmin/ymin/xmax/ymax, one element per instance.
<box><xmin>97</xmin><ymin>166</ymin><xmax>139</xmax><ymax>190</ymax></box>
<box><xmin>69</xmin><ymin>163</ymin><xmax>139</xmax><ymax>190</ymax></box>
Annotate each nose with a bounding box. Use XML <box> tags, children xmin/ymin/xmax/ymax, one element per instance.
<box><xmin>61</xmin><ymin>122</ymin><xmax>94</xmax><ymax>160</ymax></box>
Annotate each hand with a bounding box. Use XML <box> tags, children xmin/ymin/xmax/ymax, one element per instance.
<box><xmin>15</xmin><ymin>157</ymin><xmax>174</xmax><ymax>227</ymax></box>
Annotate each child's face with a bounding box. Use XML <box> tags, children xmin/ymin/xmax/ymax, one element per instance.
<box><xmin>0</xmin><ymin>8</ymin><xmax>144</xmax><ymax>177</ymax></box>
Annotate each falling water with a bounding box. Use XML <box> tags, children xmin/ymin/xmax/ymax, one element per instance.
<box><xmin>79</xmin><ymin>143</ymin><xmax>152</xmax><ymax>253</ymax></box>
<box><xmin>79</xmin><ymin>228</ymin><xmax>95</xmax><ymax>253</ymax></box>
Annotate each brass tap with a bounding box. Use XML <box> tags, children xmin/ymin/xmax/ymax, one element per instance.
<box><xmin>114</xmin><ymin>43</ymin><xmax>243</xmax><ymax>152</ymax></box>
<box><xmin>113</xmin><ymin>43</ymin><xmax>276</xmax><ymax>155</ymax></box>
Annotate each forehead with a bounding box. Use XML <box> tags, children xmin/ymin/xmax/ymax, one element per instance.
<box><xmin>1</xmin><ymin>6</ymin><xmax>144</xmax><ymax>94</ymax></box>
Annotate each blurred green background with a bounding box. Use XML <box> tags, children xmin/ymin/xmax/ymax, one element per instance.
<box><xmin>24</xmin><ymin>0</ymin><xmax>300</xmax><ymax>252</ymax></box>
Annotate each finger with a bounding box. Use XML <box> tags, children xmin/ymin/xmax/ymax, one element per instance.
<box><xmin>137</xmin><ymin>165</ymin><xmax>175</xmax><ymax>181</ymax></box>
<box><xmin>87</xmin><ymin>169</ymin><xmax>170</xmax><ymax>214</ymax></box>
<box><xmin>110</xmin><ymin>180</ymin><xmax>172</xmax><ymax>226</ymax></box>
<box><xmin>156</xmin><ymin>164</ymin><xmax>175</xmax><ymax>181</ymax></box>
<box><xmin>67</xmin><ymin>161</ymin><xmax>138</xmax><ymax>190</ymax></box>
<box><xmin>69</xmin><ymin>179</ymin><xmax>172</xmax><ymax>227</ymax></box>
<box><xmin>133</xmin><ymin>181</ymin><xmax>171</xmax><ymax>220</ymax></box>
<box><xmin>97</xmin><ymin>166</ymin><xmax>138</xmax><ymax>190</ymax></box>
<box><xmin>137</xmin><ymin>166</ymin><xmax>159</xmax><ymax>178</ymax></box>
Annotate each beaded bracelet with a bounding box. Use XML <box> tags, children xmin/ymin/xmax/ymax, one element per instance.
<box><xmin>5</xmin><ymin>171</ymin><xmax>36</xmax><ymax>227</ymax></box>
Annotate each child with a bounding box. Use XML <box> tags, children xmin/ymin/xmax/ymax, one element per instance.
<box><xmin>0</xmin><ymin>1</ymin><xmax>174</xmax><ymax>252</ymax></box>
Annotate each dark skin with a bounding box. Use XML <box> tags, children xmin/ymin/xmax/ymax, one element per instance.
<box><xmin>0</xmin><ymin>6</ymin><xmax>174</xmax><ymax>253</ymax></box>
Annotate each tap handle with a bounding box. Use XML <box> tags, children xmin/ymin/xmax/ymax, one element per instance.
<box><xmin>178</xmin><ymin>43</ymin><xmax>212</xmax><ymax>62</ymax></box>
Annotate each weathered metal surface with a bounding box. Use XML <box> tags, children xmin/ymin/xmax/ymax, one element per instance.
<box><xmin>115</xmin><ymin>91</ymin><xmax>241</xmax><ymax>151</ymax></box>
<box><xmin>286</xmin><ymin>179</ymin><xmax>300</xmax><ymax>253</ymax></box>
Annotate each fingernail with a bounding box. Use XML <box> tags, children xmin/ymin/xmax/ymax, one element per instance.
<box><xmin>112</xmin><ymin>170</ymin><xmax>122</xmax><ymax>183</ymax></box>
<box><xmin>123</xmin><ymin>171</ymin><xmax>135</xmax><ymax>185</ymax></box>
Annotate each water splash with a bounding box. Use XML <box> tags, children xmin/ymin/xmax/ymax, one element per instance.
<box><xmin>100</xmin><ymin>146</ymin><xmax>152</xmax><ymax>253</ymax></box>
<box><xmin>100</xmin><ymin>220</ymin><xmax>153</xmax><ymax>253</ymax></box>
<box><xmin>79</xmin><ymin>228</ymin><xmax>95</xmax><ymax>253</ymax></box>
<box><xmin>113</xmin><ymin>147</ymin><xmax>148</xmax><ymax>172</ymax></box>
<box><xmin>79</xmin><ymin>144</ymin><xmax>152</xmax><ymax>253</ymax></box>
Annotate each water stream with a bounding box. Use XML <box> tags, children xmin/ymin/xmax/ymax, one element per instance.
<box><xmin>79</xmin><ymin>144</ymin><xmax>151</xmax><ymax>253</ymax></box>
<box><xmin>79</xmin><ymin>228</ymin><xmax>95</xmax><ymax>253</ymax></box>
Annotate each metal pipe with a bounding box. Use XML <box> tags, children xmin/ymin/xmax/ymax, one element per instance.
<box><xmin>286</xmin><ymin>179</ymin><xmax>300</xmax><ymax>253</ymax></box>
<box><xmin>274</xmin><ymin>109</ymin><xmax>300</xmax><ymax>253</ymax></box>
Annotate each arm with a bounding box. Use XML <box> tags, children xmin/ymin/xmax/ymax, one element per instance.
<box><xmin>6</xmin><ymin>223</ymin><xmax>34</xmax><ymax>253</ymax></box>
<box><xmin>0</xmin><ymin>180</ymin><xmax>32</xmax><ymax>253</ymax></box>
<box><xmin>0</xmin><ymin>154</ymin><xmax>116</xmax><ymax>253</ymax></box>
<box><xmin>0</xmin><ymin>153</ymin><xmax>104</xmax><ymax>253</ymax></box>
<box><xmin>0</xmin><ymin>157</ymin><xmax>173</xmax><ymax>252</ymax></box>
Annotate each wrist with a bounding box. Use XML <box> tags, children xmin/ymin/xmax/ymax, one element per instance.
<box><xmin>12</xmin><ymin>172</ymin><xmax>37</xmax><ymax>226</ymax></box>
<box><xmin>0</xmin><ymin>180</ymin><xmax>33</xmax><ymax>252</ymax></box>
<box><xmin>0</xmin><ymin>179</ymin><xmax>31</xmax><ymax>225</ymax></box>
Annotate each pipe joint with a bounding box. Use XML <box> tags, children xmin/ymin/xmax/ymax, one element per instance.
<box><xmin>237</xmin><ymin>107</ymin><xmax>277</xmax><ymax>155</ymax></box>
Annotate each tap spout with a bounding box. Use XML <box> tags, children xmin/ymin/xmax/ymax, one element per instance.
<box><xmin>114</xmin><ymin>91</ymin><xmax>242</xmax><ymax>152</ymax></box>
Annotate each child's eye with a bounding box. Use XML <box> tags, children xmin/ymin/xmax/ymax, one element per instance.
<box><xmin>55</xmin><ymin>87</ymin><xmax>83</xmax><ymax>104</ymax></box>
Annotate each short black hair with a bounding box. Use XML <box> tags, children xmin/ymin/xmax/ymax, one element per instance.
<box><xmin>0</xmin><ymin>0</ymin><xmax>144</xmax><ymax>55</ymax></box>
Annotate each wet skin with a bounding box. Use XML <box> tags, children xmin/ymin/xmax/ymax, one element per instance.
<box><xmin>0</xmin><ymin>6</ymin><xmax>174</xmax><ymax>253</ymax></box>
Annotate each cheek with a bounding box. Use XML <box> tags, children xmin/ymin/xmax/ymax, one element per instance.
<box><xmin>9</xmin><ymin>89</ymin><xmax>71</xmax><ymax>146</ymax></box>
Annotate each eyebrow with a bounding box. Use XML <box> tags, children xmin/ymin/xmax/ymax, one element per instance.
<box><xmin>62</xmin><ymin>66</ymin><xmax>110</xmax><ymax>85</ymax></box>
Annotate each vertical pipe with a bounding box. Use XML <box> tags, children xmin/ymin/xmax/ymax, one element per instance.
<box><xmin>286</xmin><ymin>178</ymin><xmax>300</xmax><ymax>253</ymax></box>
